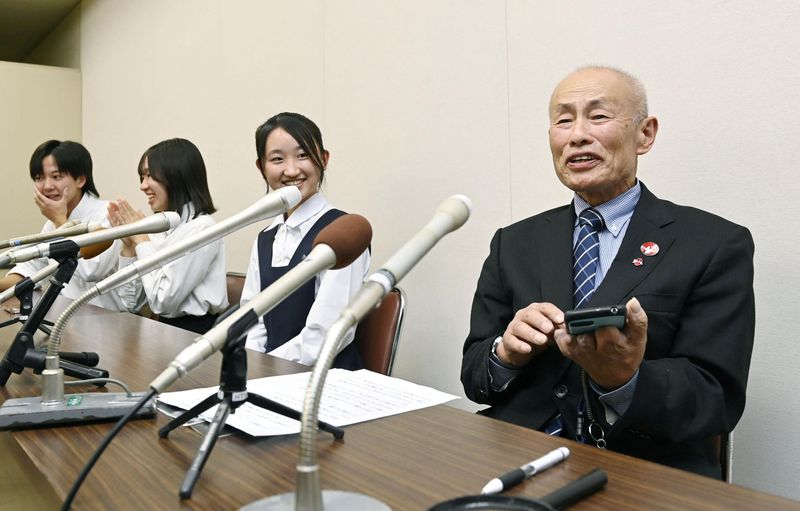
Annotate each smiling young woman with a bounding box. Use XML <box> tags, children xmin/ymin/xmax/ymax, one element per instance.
<box><xmin>239</xmin><ymin>112</ymin><xmax>370</xmax><ymax>369</ymax></box>
<box><xmin>107</xmin><ymin>138</ymin><xmax>228</xmax><ymax>334</ymax></box>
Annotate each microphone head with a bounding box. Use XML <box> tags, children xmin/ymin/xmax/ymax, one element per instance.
<box><xmin>438</xmin><ymin>195</ymin><xmax>472</xmax><ymax>231</ymax></box>
<box><xmin>276</xmin><ymin>186</ymin><xmax>303</xmax><ymax>210</ymax></box>
<box><xmin>313</xmin><ymin>214</ymin><xmax>372</xmax><ymax>269</ymax></box>
<box><xmin>162</xmin><ymin>211</ymin><xmax>182</xmax><ymax>229</ymax></box>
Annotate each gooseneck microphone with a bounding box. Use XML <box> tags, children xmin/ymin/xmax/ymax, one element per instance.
<box><xmin>149</xmin><ymin>213</ymin><xmax>372</xmax><ymax>394</ymax></box>
<box><xmin>0</xmin><ymin>220</ymin><xmax>103</xmax><ymax>250</ymax></box>
<box><xmin>0</xmin><ymin>212</ymin><xmax>181</xmax><ymax>268</ymax></box>
<box><xmin>245</xmin><ymin>195</ymin><xmax>473</xmax><ymax>511</ymax></box>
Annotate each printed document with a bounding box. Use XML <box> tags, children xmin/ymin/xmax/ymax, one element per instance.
<box><xmin>158</xmin><ymin>369</ymin><xmax>458</xmax><ymax>436</ymax></box>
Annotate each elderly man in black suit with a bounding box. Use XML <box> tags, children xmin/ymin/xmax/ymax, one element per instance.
<box><xmin>461</xmin><ymin>66</ymin><xmax>755</xmax><ymax>479</ymax></box>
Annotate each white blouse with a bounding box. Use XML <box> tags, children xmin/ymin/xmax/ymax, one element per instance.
<box><xmin>115</xmin><ymin>203</ymin><xmax>228</xmax><ymax>318</ymax></box>
<box><xmin>241</xmin><ymin>192</ymin><xmax>370</xmax><ymax>365</ymax></box>
<box><xmin>8</xmin><ymin>193</ymin><xmax>128</xmax><ymax>311</ymax></box>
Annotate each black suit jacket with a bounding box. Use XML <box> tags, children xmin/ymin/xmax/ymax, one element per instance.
<box><xmin>461</xmin><ymin>183</ymin><xmax>755</xmax><ymax>478</ymax></box>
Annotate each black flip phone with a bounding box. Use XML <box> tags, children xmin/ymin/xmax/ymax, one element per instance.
<box><xmin>564</xmin><ymin>304</ymin><xmax>627</xmax><ymax>335</ymax></box>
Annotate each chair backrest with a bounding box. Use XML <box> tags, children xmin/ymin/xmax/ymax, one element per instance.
<box><xmin>354</xmin><ymin>287</ymin><xmax>406</xmax><ymax>375</ymax></box>
<box><xmin>715</xmin><ymin>431</ymin><xmax>733</xmax><ymax>483</ymax></box>
<box><xmin>226</xmin><ymin>272</ymin><xmax>247</xmax><ymax>308</ymax></box>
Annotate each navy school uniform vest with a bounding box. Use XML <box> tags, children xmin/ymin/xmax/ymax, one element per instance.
<box><xmin>257</xmin><ymin>208</ymin><xmax>362</xmax><ymax>370</ymax></box>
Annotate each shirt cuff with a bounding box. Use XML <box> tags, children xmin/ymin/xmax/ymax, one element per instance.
<box><xmin>591</xmin><ymin>369</ymin><xmax>639</xmax><ymax>423</ymax></box>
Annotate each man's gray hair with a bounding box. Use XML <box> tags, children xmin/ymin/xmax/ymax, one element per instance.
<box><xmin>574</xmin><ymin>65</ymin><xmax>649</xmax><ymax>122</ymax></box>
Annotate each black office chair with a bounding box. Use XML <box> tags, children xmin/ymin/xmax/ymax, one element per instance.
<box><xmin>715</xmin><ymin>431</ymin><xmax>733</xmax><ymax>483</ymax></box>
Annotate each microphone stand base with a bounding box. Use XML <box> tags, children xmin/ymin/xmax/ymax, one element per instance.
<box><xmin>240</xmin><ymin>490</ymin><xmax>391</xmax><ymax>511</ymax></box>
<box><xmin>0</xmin><ymin>392</ymin><xmax>156</xmax><ymax>430</ymax></box>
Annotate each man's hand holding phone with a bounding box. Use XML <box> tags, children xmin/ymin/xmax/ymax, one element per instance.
<box><xmin>554</xmin><ymin>297</ymin><xmax>648</xmax><ymax>390</ymax></box>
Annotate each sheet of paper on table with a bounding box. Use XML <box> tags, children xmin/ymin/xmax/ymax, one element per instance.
<box><xmin>157</xmin><ymin>369</ymin><xmax>459</xmax><ymax>437</ymax></box>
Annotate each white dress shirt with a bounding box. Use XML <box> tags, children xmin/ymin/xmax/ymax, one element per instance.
<box><xmin>241</xmin><ymin>192</ymin><xmax>370</xmax><ymax>365</ymax></box>
<box><xmin>8</xmin><ymin>193</ymin><xmax>128</xmax><ymax>311</ymax></box>
<box><xmin>115</xmin><ymin>203</ymin><xmax>228</xmax><ymax>318</ymax></box>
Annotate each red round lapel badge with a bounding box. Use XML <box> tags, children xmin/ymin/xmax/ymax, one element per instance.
<box><xmin>632</xmin><ymin>257</ymin><xmax>644</xmax><ymax>266</ymax></box>
<box><xmin>640</xmin><ymin>242</ymin><xmax>659</xmax><ymax>256</ymax></box>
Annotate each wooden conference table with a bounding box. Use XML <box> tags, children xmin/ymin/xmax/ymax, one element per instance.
<box><xmin>0</xmin><ymin>301</ymin><xmax>798</xmax><ymax>511</ymax></box>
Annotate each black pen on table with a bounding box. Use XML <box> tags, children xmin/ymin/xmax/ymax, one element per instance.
<box><xmin>481</xmin><ymin>446</ymin><xmax>570</xmax><ymax>495</ymax></box>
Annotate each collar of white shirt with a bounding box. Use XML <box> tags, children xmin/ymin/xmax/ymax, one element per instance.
<box><xmin>173</xmin><ymin>202</ymin><xmax>197</xmax><ymax>233</ymax></box>
<box><xmin>69</xmin><ymin>192</ymin><xmax>105</xmax><ymax>224</ymax></box>
<box><xmin>274</xmin><ymin>192</ymin><xmax>327</xmax><ymax>230</ymax></box>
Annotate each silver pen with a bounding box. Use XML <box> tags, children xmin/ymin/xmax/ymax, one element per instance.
<box><xmin>481</xmin><ymin>446</ymin><xmax>570</xmax><ymax>495</ymax></box>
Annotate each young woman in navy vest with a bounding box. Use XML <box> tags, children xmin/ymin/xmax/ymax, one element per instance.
<box><xmin>240</xmin><ymin>113</ymin><xmax>370</xmax><ymax>369</ymax></box>
<box><xmin>107</xmin><ymin>138</ymin><xmax>228</xmax><ymax>334</ymax></box>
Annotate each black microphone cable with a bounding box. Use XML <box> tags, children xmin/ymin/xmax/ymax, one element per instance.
<box><xmin>60</xmin><ymin>305</ymin><xmax>248</xmax><ymax>509</ymax></box>
<box><xmin>60</xmin><ymin>388</ymin><xmax>157</xmax><ymax>511</ymax></box>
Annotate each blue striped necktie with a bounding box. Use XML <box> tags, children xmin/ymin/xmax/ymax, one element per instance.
<box><xmin>543</xmin><ymin>208</ymin><xmax>606</xmax><ymax>439</ymax></box>
<box><xmin>573</xmin><ymin>208</ymin><xmax>605</xmax><ymax>309</ymax></box>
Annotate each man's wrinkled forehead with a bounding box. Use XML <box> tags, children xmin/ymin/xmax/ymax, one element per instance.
<box><xmin>548</xmin><ymin>69</ymin><xmax>633</xmax><ymax>116</ymax></box>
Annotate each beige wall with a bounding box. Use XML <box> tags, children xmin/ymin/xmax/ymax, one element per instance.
<box><xmin>0</xmin><ymin>61</ymin><xmax>82</xmax><ymax>249</ymax></box>
<box><xmin>27</xmin><ymin>0</ymin><xmax>800</xmax><ymax>500</ymax></box>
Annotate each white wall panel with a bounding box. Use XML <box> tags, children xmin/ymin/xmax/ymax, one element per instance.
<box><xmin>322</xmin><ymin>0</ymin><xmax>509</xmax><ymax>408</ymax></box>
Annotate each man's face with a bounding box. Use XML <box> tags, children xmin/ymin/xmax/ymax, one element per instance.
<box><xmin>548</xmin><ymin>68</ymin><xmax>655</xmax><ymax>206</ymax></box>
<box><xmin>34</xmin><ymin>155</ymin><xmax>85</xmax><ymax>212</ymax></box>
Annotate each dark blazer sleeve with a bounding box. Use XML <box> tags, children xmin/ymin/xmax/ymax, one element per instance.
<box><xmin>461</xmin><ymin>227</ymin><xmax>512</xmax><ymax>404</ymax></box>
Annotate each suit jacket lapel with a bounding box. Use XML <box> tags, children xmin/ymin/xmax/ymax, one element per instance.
<box><xmin>537</xmin><ymin>205</ymin><xmax>575</xmax><ymax>311</ymax></box>
<box><xmin>591</xmin><ymin>184</ymin><xmax>676</xmax><ymax>305</ymax></box>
